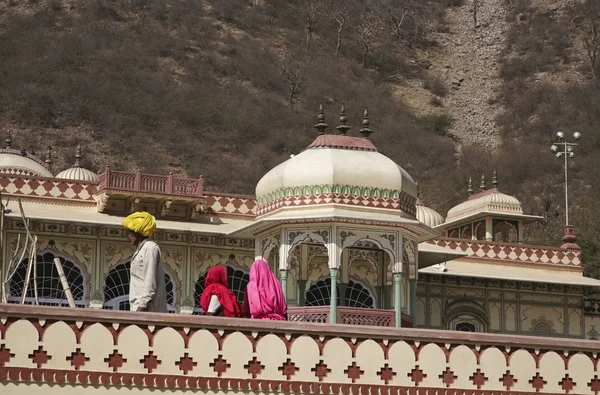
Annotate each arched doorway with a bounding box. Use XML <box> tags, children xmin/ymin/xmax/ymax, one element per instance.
<box><xmin>9</xmin><ymin>251</ymin><xmax>87</xmax><ymax>307</ymax></box>
<box><xmin>305</xmin><ymin>278</ymin><xmax>376</xmax><ymax>308</ymax></box>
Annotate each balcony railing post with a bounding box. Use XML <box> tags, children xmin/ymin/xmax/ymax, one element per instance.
<box><xmin>197</xmin><ymin>175</ymin><xmax>204</xmax><ymax>197</ymax></box>
<box><xmin>105</xmin><ymin>165</ymin><xmax>111</xmax><ymax>188</ymax></box>
<box><xmin>166</xmin><ymin>172</ymin><xmax>174</xmax><ymax>195</ymax></box>
<box><xmin>134</xmin><ymin>169</ymin><xmax>142</xmax><ymax>192</ymax></box>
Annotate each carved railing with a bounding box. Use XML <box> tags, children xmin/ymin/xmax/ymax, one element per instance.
<box><xmin>97</xmin><ymin>165</ymin><xmax>203</xmax><ymax>198</ymax></box>
<box><xmin>427</xmin><ymin>237</ymin><xmax>582</xmax><ymax>266</ymax></box>
<box><xmin>288</xmin><ymin>306</ymin><xmax>413</xmax><ymax>328</ymax></box>
<box><xmin>0</xmin><ymin>304</ymin><xmax>598</xmax><ymax>394</ymax></box>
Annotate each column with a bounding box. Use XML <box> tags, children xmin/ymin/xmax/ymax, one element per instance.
<box><xmin>485</xmin><ymin>217</ymin><xmax>493</xmax><ymax>241</ymax></box>
<box><xmin>298</xmin><ymin>280</ymin><xmax>307</xmax><ymax>306</ymax></box>
<box><xmin>254</xmin><ymin>236</ymin><xmax>262</xmax><ymax>260</ymax></box>
<box><xmin>280</xmin><ymin>268</ymin><xmax>288</xmax><ymax>303</ymax></box>
<box><xmin>338</xmin><ymin>283</ymin><xmax>348</xmax><ymax>307</ymax></box>
<box><xmin>409</xmin><ymin>278</ymin><xmax>417</xmax><ymax>320</ymax></box>
<box><xmin>394</xmin><ymin>272</ymin><xmax>402</xmax><ymax>327</ymax></box>
<box><xmin>330</xmin><ymin>268</ymin><xmax>339</xmax><ymax>323</ymax></box>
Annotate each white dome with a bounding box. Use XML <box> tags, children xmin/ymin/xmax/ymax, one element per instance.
<box><xmin>256</xmin><ymin>135</ymin><xmax>417</xmax><ymax>217</ymax></box>
<box><xmin>446</xmin><ymin>188</ymin><xmax>522</xmax><ymax>222</ymax></box>
<box><xmin>416</xmin><ymin>203</ymin><xmax>444</xmax><ymax>227</ymax></box>
<box><xmin>0</xmin><ymin>148</ymin><xmax>53</xmax><ymax>178</ymax></box>
<box><xmin>55</xmin><ymin>167</ymin><xmax>99</xmax><ymax>182</ymax></box>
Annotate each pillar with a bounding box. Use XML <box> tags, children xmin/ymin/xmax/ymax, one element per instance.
<box><xmin>485</xmin><ymin>217</ymin><xmax>493</xmax><ymax>241</ymax></box>
<box><xmin>338</xmin><ymin>283</ymin><xmax>348</xmax><ymax>307</ymax></box>
<box><xmin>409</xmin><ymin>278</ymin><xmax>417</xmax><ymax>319</ymax></box>
<box><xmin>394</xmin><ymin>272</ymin><xmax>402</xmax><ymax>327</ymax></box>
<box><xmin>298</xmin><ymin>279</ymin><xmax>307</xmax><ymax>306</ymax></box>
<box><xmin>280</xmin><ymin>268</ymin><xmax>288</xmax><ymax>302</ymax></box>
<box><xmin>254</xmin><ymin>236</ymin><xmax>262</xmax><ymax>260</ymax></box>
<box><xmin>330</xmin><ymin>268</ymin><xmax>339</xmax><ymax>323</ymax></box>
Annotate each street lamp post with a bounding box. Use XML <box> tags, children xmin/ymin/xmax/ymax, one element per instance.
<box><xmin>550</xmin><ymin>132</ymin><xmax>582</xmax><ymax>249</ymax></box>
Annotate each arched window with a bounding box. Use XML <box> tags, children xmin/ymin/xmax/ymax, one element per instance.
<box><xmin>474</xmin><ymin>221</ymin><xmax>486</xmax><ymax>240</ymax></box>
<box><xmin>305</xmin><ymin>278</ymin><xmax>376</xmax><ymax>308</ymax></box>
<box><xmin>103</xmin><ymin>262</ymin><xmax>176</xmax><ymax>312</ymax></box>
<box><xmin>493</xmin><ymin>221</ymin><xmax>518</xmax><ymax>243</ymax></box>
<box><xmin>193</xmin><ymin>266</ymin><xmax>249</xmax><ymax>314</ymax></box>
<box><xmin>8</xmin><ymin>252</ymin><xmax>87</xmax><ymax>307</ymax></box>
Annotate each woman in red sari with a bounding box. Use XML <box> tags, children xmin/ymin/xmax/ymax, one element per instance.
<box><xmin>200</xmin><ymin>266</ymin><xmax>242</xmax><ymax>317</ymax></box>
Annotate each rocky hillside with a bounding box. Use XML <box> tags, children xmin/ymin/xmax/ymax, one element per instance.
<box><xmin>2</xmin><ymin>0</ymin><xmax>600</xmax><ymax>278</ymax></box>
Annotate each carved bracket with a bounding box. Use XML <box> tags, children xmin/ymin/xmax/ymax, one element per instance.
<box><xmin>93</xmin><ymin>193</ymin><xmax>109</xmax><ymax>213</ymax></box>
<box><xmin>161</xmin><ymin>199</ymin><xmax>173</xmax><ymax>217</ymax></box>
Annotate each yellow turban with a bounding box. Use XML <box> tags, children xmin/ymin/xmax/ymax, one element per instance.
<box><xmin>122</xmin><ymin>212</ymin><xmax>156</xmax><ymax>237</ymax></box>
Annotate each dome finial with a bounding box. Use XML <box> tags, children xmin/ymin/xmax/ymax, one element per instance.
<box><xmin>359</xmin><ymin>107</ymin><xmax>373</xmax><ymax>138</ymax></box>
<box><xmin>314</xmin><ymin>103</ymin><xmax>328</xmax><ymax>135</ymax></box>
<box><xmin>480</xmin><ymin>174</ymin><xmax>486</xmax><ymax>192</ymax></box>
<box><xmin>492</xmin><ymin>169</ymin><xmax>498</xmax><ymax>189</ymax></box>
<box><xmin>467</xmin><ymin>177</ymin><xmax>473</xmax><ymax>196</ymax></box>
<box><xmin>5</xmin><ymin>130</ymin><xmax>12</xmax><ymax>149</ymax></box>
<box><xmin>45</xmin><ymin>146</ymin><xmax>53</xmax><ymax>170</ymax></box>
<box><xmin>74</xmin><ymin>144</ymin><xmax>83</xmax><ymax>167</ymax></box>
<box><xmin>336</xmin><ymin>103</ymin><xmax>350</xmax><ymax>136</ymax></box>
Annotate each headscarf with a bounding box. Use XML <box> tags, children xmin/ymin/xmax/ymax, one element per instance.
<box><xmin>200</xmin><ymin>266</ymin><xmax>242</xmax><ymax>318</ymax></box>
<box><xmin>246</xmin><ymin>260</ymin><xmax>287</xmax><ymax>320</ymax></box>
<box><xmin>123</xmin><ymin>212</ymin><xmax>156</xmax><ymax>237</ymax></box>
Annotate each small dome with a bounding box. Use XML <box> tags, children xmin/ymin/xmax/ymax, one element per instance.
<box><xmin>255</xmin><ymin>134</ymin><xmax>417</xmax><ymax>217</ymax></box>
<box><xmin>417</xmin><ymin>203</ymin><xmax>444</xmax><ymax>227</ymax></box>
<box><xmin>55</xmin><ymin>145</ymin><xmax>99</xmax><ymax>182</ymax></box>
<box><xmin>55</xmin><ymin>167</ymin><xmax>99</xmax><ymax>182</ymax></box>
<box><xmin>446</xmin><ymin>188</ymin><xmax>522</xmax><ymax>222</ymax></box>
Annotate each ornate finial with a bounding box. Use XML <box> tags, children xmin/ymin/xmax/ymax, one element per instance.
<box><xmin>492</xmin><ymin>169</ymin><xmax>498</xmax><ymax>188</ymax></box>
<box><xmin>336</xmin><ymin>103</ymin><xmax>350</xmax><ymax>136</ymax></box>
<box><xmin>314</xmin><ymin>103</ymin><xmax>328</xmax><ymax>135</ymax></box>
<box><xmin>5</xmin><ymin>130</ymin><xmax>12</xmax><ymax>149</ymax></box>
<box><xmin>468</xmin><ymin>178</ymin><xmax>473</xmax><ymax>196</ymax></box>
<box><xmin>45</xmin><ymin>146</ymin><xmax>52</xmax><ymax>169</ymax></box>
<box><xmin>480</xmin><ymin>174</ymin><xmax>486</xmax><ymax>191</ymax></box>
<box><xmin>74</xmin><ymin>144</ymin><xmax>83</xmax><ymax>167</ymax></box>
<box><xmin>359</xmin><ymin>107</ymin><xmax>373</xmax><ymax>138</ymax></box>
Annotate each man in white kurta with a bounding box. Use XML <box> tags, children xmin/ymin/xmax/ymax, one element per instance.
<box><xmin>129</xmin><ymin>238</ymin><xmax>168</xmax><ymax>312</ymax></box>
<box><xmin>122</xmin><ymin>211</ymin><xmax>168</xmax><ymax>313</ymax></box>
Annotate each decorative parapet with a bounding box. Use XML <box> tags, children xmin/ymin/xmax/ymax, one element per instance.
<box><xmin>288</xmin><ymin>306</ymin><xmax>413</xmax><ymax>328</ymax></box>
<box><xmin>427</xmin><ymin>237</ymin><xmax>582</xmax><ymax>267</ymax></box>
<box><xmin>204</xmin><ymin>192</ymin><xmax>257</xmax><ymax>217</ymax></box>
<box><xmin>0</xmin><ymin>304</ymin><xmax>599</xmax><ymax>394</ymax></box>
<box><xmin>97</xmin><ymin>166</ymin><xmax>203</xmax><ymax>198</ymax></box>
<box><xmin>0</xmin><ymin>174</ymin><xmax>96</xmax><ymax>203</ymax></box>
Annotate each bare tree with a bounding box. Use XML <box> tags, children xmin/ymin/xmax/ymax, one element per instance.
<box><xmin>353</xmin><ymin>6</ymin><xmax>385</xmax><ymax>69</ymax></box>
<box><xmin>278</xmin><ymin>54</ymin><xmax>308</xmax><ymax>107</ymax></box>
<box><xmin>321</xmin><ymin>0</ymin><xmax>352</xmax><ymax>55</ymax></box>
<box><xmin>378</xmin><ymin>0</ymin><xmax>430</xmax><ymax>49</ymax></box>
<box><xmin>573</xmin><ymin>2</ymin><xmax>600</xmax><ymax>87</ymax></box>
<box><xmin>300</xmin><ymin>0</ymin><xmax>320</xmax><ymax>51</ymax></box>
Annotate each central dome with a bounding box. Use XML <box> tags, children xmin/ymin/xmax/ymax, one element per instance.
<box><xmin>256</xmin><ymin>134</ymin><xmax>417</xmax><ymax>217</ymax></box>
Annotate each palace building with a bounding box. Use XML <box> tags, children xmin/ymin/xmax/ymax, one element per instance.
<box><xmin>1</xmin><ymin>108</ymin><xmax>600</xmax><ymax>394</ymax></box>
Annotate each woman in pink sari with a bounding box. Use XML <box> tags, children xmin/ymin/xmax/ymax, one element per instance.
<box><xmin>242</xmin><ymin>260</ymin><xmax>287</xmax><ymax>320</ymax></box>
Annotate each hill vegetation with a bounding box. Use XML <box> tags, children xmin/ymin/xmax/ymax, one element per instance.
<box><xmin>2</xmin><ymin>0</ymin><xmax>600</xmax><ymax>279</ymax></box>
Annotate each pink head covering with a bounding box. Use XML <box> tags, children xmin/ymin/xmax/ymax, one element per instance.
<box><xmin>246</xmin><ymin>260</ymin><xmax>287</xmax><ymax>320</ymax></box>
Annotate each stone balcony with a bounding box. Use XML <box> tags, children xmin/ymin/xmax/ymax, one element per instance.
<box><xmin>1</xmin><ymin>304</ymin><xmax>599</xmax><ymax>394</ymax></box>
<box><xmin>94</xmin><ymin>166</ymin><xmax>207</xmax><ymax>218</ymax></box>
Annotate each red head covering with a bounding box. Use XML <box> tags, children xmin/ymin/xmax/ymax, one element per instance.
<box><xmin>246</xmin><ymin>260</ymin><xmax>287</xmax><ymax>320</ymax></box>
<box><xmin>200</xmin><ymin>266</ymin><xmax>241</xmax><ymax>317</ymax></box>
